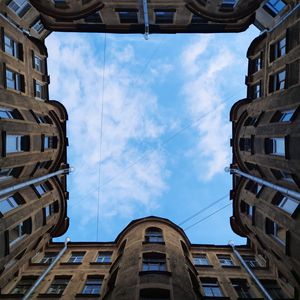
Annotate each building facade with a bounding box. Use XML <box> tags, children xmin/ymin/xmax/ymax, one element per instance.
<box><xmin>0</xmin><ymin>216</ymin><xmax>294</xmax><ymax>299</ymax></box>
<box><xmin>230</xmin><ymin>2</ymin><xmax>300</xmax><ymax>297</ymax></box>
<box><xmin>0</xmin><ymin>11</ymin><xmax>69</xmax><ymax>291</ymax></box>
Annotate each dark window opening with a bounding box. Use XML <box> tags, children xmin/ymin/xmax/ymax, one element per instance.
<box><xmin>155</xmin><ymin>10</ymin><xmax>175</xmax><ymax>24</ymax></box>
<box><xmin>117</xmin><ymin>9</ymin><xmax>138</xmax><ymax>23</ymax></box>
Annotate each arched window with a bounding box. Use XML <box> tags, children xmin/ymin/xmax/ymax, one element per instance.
<box><xmin>145</xmin><ymin>227</ymin><xmax>164</xmax><ymax>243</ymax></box>
<box><xmin>181</xmin><ymin>241</ymin><xmax>189</xmax><ymax>257</ymax></box>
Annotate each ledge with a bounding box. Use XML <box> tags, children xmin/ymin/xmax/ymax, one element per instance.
<box><xmin>38</xmin><ymin>294</ymin><xmax>62</xmax><ymax>298</ymax></box>
<box><xmin>60</xmin><ymin>262</ymin><xmax>82</xmax><ymax>265</ymax></box>
<box><xmin>75</xmin><ymin>293</ymin><xmax>100</xmax><ymax>298</ymax></box>
<box><xmin>221</xmin><ymin>265</ymin><xmax>241</xmax><ymax>269</ymax></box>
<box><xmin>195</xmin><ymin>264</ymin><xmax>214</xmax><ymax>268</ymax></box>
<box><xmin>139</xmin><ymin>270</ymin><xmax>171</xmax><ymax>276</ymax></box>
<box><xmin>90</xmin><ymin>262</ymin><xmax>111</xmax><ymax>265</ymax></box>
<box><xmin>0</xmin><ymin>295</ymin><xmax>24</xmax><ymax>298</ymax></box>
<box><xmin>142</xmin><ymin>241</ymin><xmax>165</xmax><ymax>245</ymax></box>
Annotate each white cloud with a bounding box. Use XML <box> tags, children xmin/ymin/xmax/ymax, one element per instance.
<box><xmin>46</xmin><ymin>33</ymin><xmax>168</xmax><ymax>228</ymax></box>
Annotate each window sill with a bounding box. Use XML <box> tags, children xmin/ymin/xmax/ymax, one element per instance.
<box><xmin>139</xmin><ymin>270</ymin><xmax>171</xmax><ymax>276</ymax></box>
<box><xmin>75</xmin><ymin>294</ymin><xmax>100</xmax><ymax>298</ymax></box>
<box><xmin>90</xmin><ymin>262</ymin><xmax>111</xmax><ymax>265</ymax></box>
<box><xmin>195</xmin><ymin>264</ymin><xmax>214</xmax><ymax>268</ymax></box>
<box><xmin>38</xmin><ymin>294</ymin><xmax>62</xmax><ymax>298</ymax></box>
<box><xmin>220</xmin><ymin>265</ymin><xmax>241</xmax><ymax>269</ymax></box>
<box><xmin>142</xmin><ymin>241</ymin><xmax>165</xmax><ymax>245</ymax></box>
<box><xmin>29</xmin><ymin>262</ymin><xmax>50</xmax><ymax>266</ymax></box>
<box><xmin>60</xmin><ymin>262</ymin><xmax>82</xmax><ymax>265</ymax></box>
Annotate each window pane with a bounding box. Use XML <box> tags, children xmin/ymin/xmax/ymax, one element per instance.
<box><xmin>0</xmin><ymin>195</ymin><xmax>19</xmax><ymax>214</ymax></box>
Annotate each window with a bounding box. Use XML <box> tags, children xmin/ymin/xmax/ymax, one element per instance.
<box><xmin>231</xmin><ymin>279</ymin><xmax>252</xmax><ymax>298</ymax></box>
<box><xmin>145</xmin><ymin>227</ymin><xmax>164</xmax><ymax>243</ymax></box>
<box><xmin>33</xmin><ymin>55</ymin><xmax>42</xmax><ymax>72</ymax></box>
<box><xmin>251</xmin><ymin>82</ymin><xmax>261</xmax><ymax>99</ymax></box>
<box><xmin>193</xmin><ymin>254</ymin><xmax>210</xmax><ymax>266</ymax></box>
<box><xmin>10</xmin><ymin>277</ymin><xmax>37</xmax><ymax>294</ymax></box>
<box><xmin>6</xmin><ymin>135</ymin><xmax>29</xmax><ymax>153</ymax></box>
<box><xmin>191</xmin><ymin>14</ymin><xmax>208</xmax><ymax>24</ymax></box>
<box><xmin>266</xmin><ymin>219</ymin><xmax>286</xmax><ymax>245</ymax></box>
<box><xmin>35</xmin><ymin>182</ymin><xmax>51</xmax><ymax>196</ymax></box>
<box><xmin>245</xmin><ymin>180</ymin><xmax>263</xmax><ymax>195</ymax></box>
<box><xmin>117</xmin><ymin>9</ymin><xmax>138</xmax><ymax>23</ymax></box>
<box><xmin>45</xmin><ymin>204</ymin><xmax>54</xmax><ymax>218</ymax></box>
<box><xmin>271</xmin><ymin>169</ymin><xmax>295</xmax><ymax>183</ymax></box>
<box><xmin>8</xmin><ymin>0</ymin><xmax>31</xmax><ymax>17</ymax></box>
<box><xmin>9</xmin><ymin>218</ymin><xmax>31</xmax><ymax>246</ymax></box>
<box><xmin>265</xmin><ymin>138</ymin><xmax>285</xmax><ymax>156</ymax></box>
<box><xmin>274</xmin><ymin>195</ymin><xmax>298</xmax><ymax>215</ymax></box>
<box><xmin>242</xmin><ymin>256</ymin><xmax>261</xmax><ymax>268</ymax></box>
<box><xmin>217</xmin><ymin>255</ymin><xmax>234</xmax><ymax>266</ymax></box>
<box><xmin>264</xmin><ymin>0</ymin><xmax>287</xmax><ymax>16</ymax></box>
<box><xmin>96</xmin><ymin>251</ymin><xmax>112</xmax><ymax>263</ymax></box>
<box><xmin>32</xmin><ymin>19</ymin><xmax>44</xmax><ymax>34</ymax></box>
<box><xmin>201</xmin><ymin>278</ymin><xmax>223</xmax><ymax>297</ymax></box>
<box><xmin>82</xmin><ymin>276</ymin><xmax>102</xmax><ymax>295</ymax></box>
<box><xmin>252</xmin><ymin>55</ymin><xmax>262</xmax><ymax>73</ymax></box>
<box><xmin>244</xmin><ymin>116</ymin><xmax>258</xmax><ymax>126</ymax></box>
<box><xmin>0</xmin><ymin>107</ymin><xmax>22</xmax><ymax>119</ymax></box>
<box><xmin>47</xmin><ymin>277</ymin><xmax>70</xmax><ymax>295</ymax></box>
<box><xmin>155</xmin><ymin>10</ymin><xmax>175</xmax><ymax>24</ymax></box>
<box><xmin>43</xmin><ymin>136</ymin><xmax>57</xmax><ymax>150</ymax></box>
<box><xmin>84</xmin><ymin>12</ymin><xmax>102</xmax><ymax>23</ymax></box>
<box><xmin>6</xmin><ymin>68</ymin><xmax>24</xmax><ymax>92</ymax></box>
<box><xmin>270</xmin><ymin>37</ymin><xmax>286</xmax><ymax>62</ymax></box>
<box><xmin>271</xmin><ymin>109</ymin><xmax>295</xmax><ymax>122</ymax></box>
<box><xmin>245</xmin><ymin>203</ymin><xmax>253</xmax><ymax>217</ymax></box>
<box><xmin>68</xmin><ymin>252</ymin><xmax>85</xmax><ymax>263</ymax></box>
<box><xmin>4</xmin><ymin>34</ymin><xmax>23</xmax><ymax>60</ymax></box>
<box><xmin>261</xmin><ymin>280</ymin><xmax>288</xmax><ymax>299</ymax></box>
<box><xmin>39</xmin><ymin>252</ymin><xmax>58</xmax><ymax>264</ymax></box>
<box><xmin>239</xmin><ymin>138</ymin><xmax>252</xmax><ymax>152</ymax></box>
<box><xmin>221</xmin><ymin>0</ymin><xmax>235</xmax><ymax>8</ymax></box>
<box><xmin>269</xmin><ymin>70</ymin><xmax>286</xmax><ymax>92</ymax></box>
<box><xmin>0</xmin><ymin>167</ymin><xmax>22</xmax><ymax>182</ymax></box>
<box><xmin>34</xmin><ymin>80</ymin><xmax>44</xmax><ymax>99</ymax></box>
<box><xmin>140</xmin><ymin>288</ymin><xmax>170</xmax><ymax>300</ymax></box>
<box><xmin>142</xmin><ymin>252</ymin><xmax>166</xmax><ymax>272</ymax></box>
<box><xmin>0</xmin><ymin>195</ymin><xmax>21</xmax><ymax>215</ymax></box>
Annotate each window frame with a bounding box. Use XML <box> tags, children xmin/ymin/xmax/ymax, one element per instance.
<box><xmin>96</xmin><ymin>251</ymin><xmax>112</xmax><ymax>263</ymax></box>
<box><xmin>142</xmin><ymin>252</ymin><xmax>167</xmax><ymax>272</ymax></box>
<box><xmin>81</xmin><ymin>276</ymin><xmax>102</xmax><ymax>295</ymax></box>
<box><xmin>8</xmin><ymin>0</ymin><xmax>31</xmax><ymax>17</ymax></box>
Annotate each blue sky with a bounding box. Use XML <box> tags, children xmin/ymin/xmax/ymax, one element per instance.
<box><xmin>46</xmin><ymin>25</ymin><xmax>259</xmax><ymax>245</ymax></box>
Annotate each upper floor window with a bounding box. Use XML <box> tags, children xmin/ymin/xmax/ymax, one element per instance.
<box><xmin>273</xmin><ymin>194</ymin><xmax>298</xmax><ymax>215</ymax></box>
<box><xmin>217</xmin><ymin>255</ymin><xmax>234</xmax><ymax>266</ymax></box>
<box><xmin>45</xmin><ymin>203</ymin><xmax>55</xmax><ymax>219</ymax></box>
<box><xmin>271</xmin><ymin>109</ymin><xmax>295</xmax><ymax>123</ymax></box>
<box><xmin>32</xmin><ymin>19</ymin><xmax>44</xmax><ymax>34</ymax></box>
<box><xmin>82</xmin><ymin>276</ymin><xmax>102</xmax><ymax>295</ymax></box>
<box><xmin>193</xmin><ymin>254</ymin><xmax>210</xmax><ymax>266</ymax></box>
<box><xmin>239</xmin><ymin>137</ymin><xmax>252</xmax><ymax>152</ymax></box>
<box><xmin>271</xmin><ymin>169</ymin><xmax>295</xmax><ymax>183</ymax></box>
<box><xmin>245</xmin><ymin>203</ymin><xmax>253</xmax><ymax>217</ymax></box>
<box><xmin>0</xmin><ymin>194</ymin><xmax>22</xmax><ymax>215</ymax></box>
<box><xmin>244</xmin><ymin>116</ymin><xmax>258</xmax><ymax>126</ymax></box>
<box><xmin>154</xmin><ymin>10</ymin><xmax>175</xmax><ymax>24</ymax></box>
<box><xmin>251</xmin><ymin>82</ymin><xmax>261</xmax><ymax>99</ymax></box>
<box><xmin>9</xmin><ymin>218</ymin><xmax>31</xmax><ymax>246</ymax></box>
<box><xmin>0</xmin><ymin>107</ymin><xmax>22</xmax><ymax>120</ymax></box>
<box><xmin>34</xmin><ymin>182</ymin><xmax>51</xmax><ymax>196</ymax></box>
<box><xmin>266</xmin><ymin>218</ymin><xmax>286</xmax><ymax>245</ymax></box>
<box><xmin>242</xmin><ymin>256</ymin><xmax>261</xmax><ymax>268</ymax></box>
<box><xmin>0</xmin><ymin>167</ymin><xmax>22</xmax><ymax>182</ymax></box>
<box><xmin>200</xmin><ymin>278</ymin><xmax>223</xmax><ymax>297</ymax></box>
<box><xmin>84</xmin><ymin>12</ymin><xmax>102</xmax><ymax>23</ymax></box>
<box><xmin>251</xmin><ymin>55</ymin><xmax>262</xmax><ymax>73</ymax></box>
<box><xmin>264</xmin><ymin>0</ymin><xmax>287</xmax><ymax>17</ymax></box>
<box><xmin>265</xmin><ymin>137</ymin><xmax>285</xmax><ymax>156</ymax></box>
<box><xmin>47</xmin><ymin>276</ymin><xmax>70</xmax><ymax>295</ymax></box>
<box><xmin>231</xmin><ymin>279</ymin><xmax>252</xmax><ymax>298</ymax></box>
<box><xmin>142</xmin><ymin>252</ymin><xmax>166</xmax><ymax>272</ymax></box>
<box><xmin>39</xmin><ymin>252</ymin><xmax>58</xmax><ymax>264</ymax></box>
<box><xmin>140</xmin><ymin>288</ymin><xmax>170</xmax><ymax>300</ymax></box>
<box><xmin>10</xmin><ymin>276</ymin><xmax>37</xmax><ymax>295</ymax></box>
<box><xmin>34</xmin><ymin>80</ymin><xmax>45</xmax><ymax>99</ymax></box>
<box><xmin>33</xmin><ymin>54</ymin><xmax>43</xmax><ymax>72</ymax></box>
<box><xmin>5</xmin><ymin>68</ymin><xmax>25</xmax><ymax>92</ymax></box>
<box><xmin>245</xmin><ymin>180</ymin><xmax>263</xmax><ymax>195</ymax></box>
<box><xmin>68</xmin><ymin>252</ymin><xmax>85</xmax><ymax>263</ymax></box>
<box><xmin>261</xmin><ymin>280</ymin><xmax>288</xmax><ymax>299</ymax></box>
<box><xmin>145</xmin><ymin>227</ymin><xmax>164</xmax><ymax>243</ymax></box>
<box><xmin>42</xmin><ymin>135</ymin><xmax>57</xmax><ymax>150</ymax></box>
<box><xmin>270</xmin><ymin>37</ymin><xmax>286</xmax><ymax>62</ymax></box>
<box><xmin>221</xmin><ymin>0</ymin><xmax>235</xmax><ymax>8</ymax></box>
<box><xmin>8</xmin><ymin>0</ymin><xmax>31</xmax><ymax>17</ymax></box>
<box><xmin>96</xmin><ymin>251</ymin><xmax>112</xmax><ymax>263</ymax></box>
<box><xmin>6</xmin><ymin>134</ymin><xmax>29</xmax><ymax>153</ymax></box>
<box><xmin>269</xmin><ymin>70</ymin><xmax>286</xmax><ymax>93</ymax></box>
<box><xmin>4</xmin><ymin>34</ymin><xmax>23</xmax><ymax>60</ymax></box>
<box><xmin>117</xmin><ymin>9</ymin><xmax>138</xmax><ymax>23</ymax></box>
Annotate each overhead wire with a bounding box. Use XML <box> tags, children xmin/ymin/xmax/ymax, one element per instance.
<box><xmin>96</xmin><ymin>33</ymin><xmax>107</xmax><ymax>241</ymax></box>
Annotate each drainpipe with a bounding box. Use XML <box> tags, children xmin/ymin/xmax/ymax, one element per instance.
<box><xmin>228</xmin><ymin>241</ymin><xmax>273</xmax><ymax>300</ymax></box>
<box><xmin>142</xmin><ymin>0</ymin><xmax>150</xmax><ymax>40</ymax></box>
<box><xmin>225</xmin><ymin>167</ymin><xmax>300</xmax><ymax>201</ymax></box>
<box><xmin>22</xmin><ymin>237</ymin><xmax>71</xmax><ymax>300</ymax></box>
<box><xmin>0</xmin><ymin>167</ymin><xmax>73</xmax><ymax>197</ymax></box>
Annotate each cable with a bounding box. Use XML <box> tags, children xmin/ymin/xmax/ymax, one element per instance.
<box><xmin>179</xmin><ymin>194</ymin><xmax>228</xmax><ymax>226</ymax></box>
<box><xmin>96</xmin><ymin>33</ymin><xmax>107</xmax><ymax>241</ymax></box>
<box><xmin>184</xmin><ymin>203</ymin><xmax>231</xmax><ymax>232</ymax></box>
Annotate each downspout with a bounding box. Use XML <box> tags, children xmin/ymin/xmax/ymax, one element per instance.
<box><xmin>225</xmin><ymin>167</ymin><xmax>300</xmax><ymax>201</ymax></box>
<box><xmin>22</xmin><ymin>237</ymin><xmax>71</xmax><ymax>300</ymax></box>
<box><xmin>228</xmin><ymin>241</ymin><xmax>273</xmax><ymax>300</ymax></box>
<box><xmin>142</xmin><ymin>0</ymin><xmax>150</xmax><ymax>40</ymax></box>
<box><xmin>0</xmin><ymin>167</ymin><xmax>73</xmax><ymax>197</ymax></box>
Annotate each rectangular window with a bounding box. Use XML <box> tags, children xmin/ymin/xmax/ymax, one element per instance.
<box><xmin>239</xmin><ymin>138</ymin><xmax>252</xmax><ymax>152</ymax></box>
<box><xmin>0</xmin><ymin>195</ymin><xmax>20</xmax><ymax>215</ymax></box>
<box><xmin>251</xmin><ymin>82</ymin><xmax>261</xmax><ymax>99</ymax></box>
<box><xmin>0</xmin><ymin>108</ymin><xmax>22</xmax><ymax>120</ymax></box>
<box><xmin>142</xmin><ymin>253</ymin><xmax>166</xmax><ymax>272</ymax></box>
<box><xmin>47</xmin><ymin>277</ymin><xmax>70</xmax><ymax>295</ymax></box>
<box><xmin>96</xmin><ymin>251</ymin><xmax>112</xmax><ymax>263</ymax></box>
<box><xmin>117</xmin><ymin>10</ymin><xmax>138</xmax><ymax>23</ymax></box>
<box><xmin>6</xmin><ymin>68</ymin><xmax>24</xmax><ymax>92</ymax></box>
<box><xmin>231</xmin><ymin>279</ymin><xmax>252</xmax><ymax>298</ymax></box>
<box><xmin>271</xmin><ymin>109</ymin><xmax>295</xmax><ymax>122</ymax></box>
<box><xmin>266</xmin><ymin>218</ymin><xmax>286</xmax><ymax>245</ymax></box>
<box><xmin>68</xmin><ymin>252</ymin><xmax>85</xmax><ymax>263</ymax></box>
<box><xmin>269</xmin><ymin>70</ymin><xmax>286</xmax><ymax>92</ymax></box>
<box><xmin>155</xmin><ymin>10</ymin><xmax>175</xmax><ymax>24</ymax></box>
<box><xmin>245</xmin><ymin>180</ymin><xmax>263</xmax><ymax>195</ymax></box>
<box><xmin>276</xmin><ymin>195</ymin><xmax>298</xmax><ymax>215</ymax></box>
<box><xmin>6</xmin><ymin>135</ymin><xmax>29</xmax><ymax>153</ymax></box>
<box><xmin>10</xmin><ymin>277</ymin><xmax>37</xmax><ymax>294</ymax></box>
<box><xmin>252</xmin><ymin>55</ymin><xmax>262</xmax><ymax>73</ymax></box>
<box><xmin>33</xmin><ymin>55</ymin><xmax>42</xmax><ymax>72</ymax></box>
<box><xmin>34</xmin><ymin>80</ymin><xmax>44</xmax><ymax>99</ymax></box>
<box><xmin>8</xmin><ymin>0</ymin><xmax>31</xmax><ymax>17</ymax></box>
<box><xmin>217</xmin><ymin>255</ymin><xmax>234</xmax><ymax>266</ymax></box>
<box><xmin>270</xmin><ymin>37</ymin><xmax>286</xmax><ymax>62</ymax></box>
<box><xmin>271</xmin><ymin>169</ymin><xmax>295</xmax><ymax>183</ymax></box>
<box><xmin>32</xmin><ymin>19</ymin><xmax>44</xmax><ymax>33</ymax></box>
<box><xmin>43</xmin><ymin>136</ymin><xmax>56</xmax><ymax>149</ymax></box>
<box><xmin>35</xmin><ymin>182</ymin><xmax>51</xmax><ymax>196</ymax></box>
<box><xmin>84</xmin><ymin>12</ymin><xmax>102</xmax><ymax>23</ymax></box>
<box><xmin>242</xmin><ymin>256</ymin><xmax>261</xmax><ymax>268</ymax></box>
<box><xmin>265</xmin><ymin>138</ymin><xmax>285</xmax><ymax>156</ymax></box>
<box><xmin>39</xmin><ymin>252</ymin><xmax>58</xmax><ymax>264</ymax></box>
<box><xmin>82</xmin><ymin>276</ymin><xmax>102</xmax><ymax>295</ymax></box>
<box><xmin>4</xmin><ymin>34</ymin><xmax>22</xmax><ymax>59</ymax></box>
<box><xmin>9</xmin><ymin>220</ymin><xmax>28</xmax><ymax>246</ymax></box>
<box><xmin>193</xmin><ymin>254</ymin><xmax>210</xmax><ymax>266</ymax></box>
<box><xmin>262</xmin><ymin>280</ymin><xmax>287</xmax><ymax>299</ymax></box>
<box><xmin>201</xmin><ymin>278</ymin><xmax>223</xmax><ymax>297</ymax></box>
<box><xmin>221</xmin><ymin>0</ymin><xmax>235</xmax><ymax>8</ymax></box>
<box><xmin>264</xmin><ymin>0</ymin><xmax>287</xmax><ymax>16</ymax></box>
<box><xmin>45</xmin><ymin>204</ymin><xmax>54</xmax><ymax>218</ymax></box>
<box><xmin>246</xmin><ymin>203</ymin><xmax>253</xmax><ymax>217</ymax></box>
